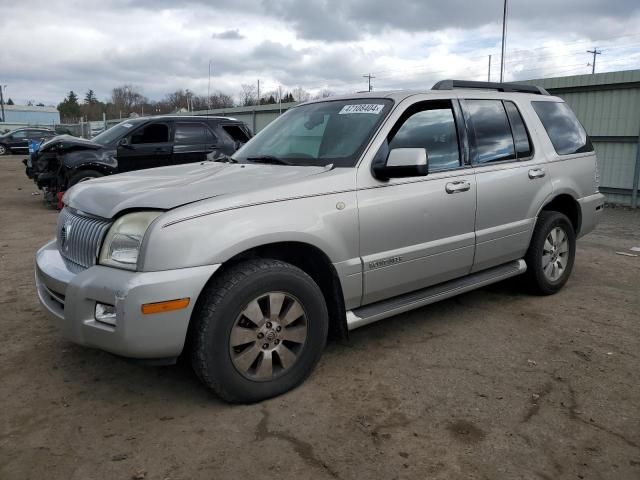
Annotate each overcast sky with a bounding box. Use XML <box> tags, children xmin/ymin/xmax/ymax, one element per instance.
<box><xmin>1</xmin><ymin>0</ymin><xmax>639</xmax><ymax>105</ymax></box>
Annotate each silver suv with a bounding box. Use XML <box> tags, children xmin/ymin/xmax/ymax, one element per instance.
<box><xmin>35</xmin><ymin>80</ymin><xmax>605</xmax><ymax>403</ymax></box>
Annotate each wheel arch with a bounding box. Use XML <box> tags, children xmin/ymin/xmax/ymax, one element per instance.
<box><xmin>538</xmin><ymin>193</ymin><xmax>581</xmax><ymax>235</ymax></box>
<box><xmin>187</xmin><ymin>241</ymin><xmax>349</xmax><ymax>350</ymax></box>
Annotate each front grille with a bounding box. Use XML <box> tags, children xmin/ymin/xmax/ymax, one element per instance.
<box><xmin>57</xmin><ymin>207</ymin><xmax>112</xmax><ymax>269</ymax></box>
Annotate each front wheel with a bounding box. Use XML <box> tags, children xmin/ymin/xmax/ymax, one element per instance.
<box><xmin>524</xmin><ymin>211</ymin><xmax>576</xmax><ymax>295</ymax></box>
<box><xmin>190</xmin><ymin>259</ymin><xmax>329</xmax><ymax>403</ymax></box>
<box><xmin>0</xmin><ymin>144</ymin><xmax>8</xmax><ymax>155</ymax></box>
<box><xmin>67</xmin><ymin>169</ymin><xmax>104</xmax><ymax>187</ymax></box>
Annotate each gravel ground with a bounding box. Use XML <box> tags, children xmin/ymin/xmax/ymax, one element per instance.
<box><xmin>1</xmin><ymin>155</ymin><xmax>639</xmax><ymax>480</ymax></box>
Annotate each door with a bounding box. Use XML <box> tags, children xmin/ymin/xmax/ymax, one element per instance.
<box><xmin>462</xmin><ymin>99</ymin><xmax>552</xmax><ymax>272</ymax></box>
<box><xmin>172</xmin><ymin>122</ymin><xmax>210</xmax><ymax>165</ymax></box>
<box><xmin>358</xmin><ymin>99</ymin><xmax>477</xmax><ymax>305</ymax></box>
<box><xmin>117</xmin><ymin>121</ymin><xmax>172</xmax><ymax>172</ymax></box>
<box><xmin>8</xmin><ymin>129</ymin><xmax>29</xmax><ymax>152</ymax></box>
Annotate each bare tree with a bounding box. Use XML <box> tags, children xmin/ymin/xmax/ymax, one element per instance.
<box><xmin>312</xmin><ymin>88</ymin><xmax>334</xmax><ymax>100</ymax></box>
<box><xmin>164</xmin><ymin>89</ymin><xmax>190</xmax><ymax>111</ymax></box>
<box><xmin>292</xmin><ymin>87</ymin><xmax>310</xmax><ymax>102</ymax></box>
<box><xmin>110</xmin><ymin>85</ymin><xmax>147</xmax><ymax>116</ymax></box>
<box><xmin>240</xmin><ymin>84</ymin><xmax>257</xmax><ymax>106</ymax></box>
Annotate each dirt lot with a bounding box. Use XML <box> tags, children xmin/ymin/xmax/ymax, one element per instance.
<box><xmin>0</xmin><ymin>155</ymin><xmax>639</xmax><ymax>480</ymax></box>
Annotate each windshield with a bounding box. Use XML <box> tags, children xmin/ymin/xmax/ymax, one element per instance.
<box><xmin>233</xmin><ymin>99</ymin><xmax>393</xmax><ymax>167</ymax></box>
<box><xmin>92</xmin><ymin>119</ymin><xmax>143</xmax><ymax>145</ymax></box>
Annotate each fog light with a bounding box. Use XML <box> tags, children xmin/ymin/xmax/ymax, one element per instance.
<box><xmin>95</xmin><ymin>303</ymin><xmax>117</xmax><ymax>326</ymax></box>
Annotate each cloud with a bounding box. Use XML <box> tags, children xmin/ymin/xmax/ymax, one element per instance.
<box><xmin>211</xmin><ymin>29</ymin><xmax>244</xmax><ymax>40</ymax></box>
<box><xmin>0</xmin><ymin>0</ymin><xmax>638</xmax><ymax>105</ymax></box>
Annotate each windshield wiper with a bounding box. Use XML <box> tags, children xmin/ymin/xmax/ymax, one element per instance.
<box><xmin>246</xmin><ymin>155</ymin><xmax>292</xmax><ymax>165</ymax></box>
<box><xmin>209</xmin><ymin>153</ymin><xmax>237</xmax><ymax>163</ymax></box>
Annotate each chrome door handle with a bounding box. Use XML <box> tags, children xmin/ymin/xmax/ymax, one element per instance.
<box><xmin>528</xmin><ymin>168</ymin><xmax>546</xmax><ymax>179</ymax></box>
<box><xmin>445</xmin><ymin>180</ymin><xmax>471</xmax><ymax>194</ymax></box>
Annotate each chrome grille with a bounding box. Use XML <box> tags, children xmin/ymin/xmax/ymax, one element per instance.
<box><xmin>56</xmin><ymin>207</ymin><xmax>112</xmax><ymax>269</ymax></box>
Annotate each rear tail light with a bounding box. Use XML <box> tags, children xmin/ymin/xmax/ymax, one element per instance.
<box><xmin>594</xmin><ymin>160</ymin><xmax>600</xmax><ymax>192</ymax></box>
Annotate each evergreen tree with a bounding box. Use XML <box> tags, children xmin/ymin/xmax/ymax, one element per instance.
<box><xmin>57</xmin><ymin>90</ymin><xmax>81</xmax><ymax>122</ymax></box>
<box><xmin>6</xmin><ymin>98</ymin><xmax>13</xmax><ymax>105</ymax></box>
<box><xmin>84</xmin><ymin>89</ymin><xmax>98</xmax><ymax>104</ymax></box>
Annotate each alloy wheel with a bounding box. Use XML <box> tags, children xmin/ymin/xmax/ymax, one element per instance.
<box><xmin>229</xmin><ymin>292</ymin><xmax>308</xmax><ymax>381</ymax></box>
<box><xmin>542</xmin><ymin>226</ymin><xmax>569</xmax><ymax>282</ymax></box>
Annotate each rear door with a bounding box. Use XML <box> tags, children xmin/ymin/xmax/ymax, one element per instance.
<box><xmin>357</xmin><ymin>98</ymin><xmax>477</xmax><ymax>305</ymax></box>
<box><xmin>172</xmin><ymin>121</ymin><xmax>211</xmax><ymax>165</ymax></box>
<box><xmin>463</xmin><ymin>98</ymin><xmax>552</xmax><ymax>272</ymax></box>
<box><xmin>117</xmin><ymin>121</ymin><xmax>173</xmax><ymax>172</ymax></box>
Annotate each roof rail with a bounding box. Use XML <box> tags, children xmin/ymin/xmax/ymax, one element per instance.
<box><xmin>432</xmin><ymin>79</ymin><xmax>549</xmax><ymax>95</ymax></box>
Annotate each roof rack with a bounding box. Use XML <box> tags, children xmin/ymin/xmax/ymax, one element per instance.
<box><xmin>432</xmin><ymin>79</ymin><xmax>550</xmax><ymax>95</ymax></box>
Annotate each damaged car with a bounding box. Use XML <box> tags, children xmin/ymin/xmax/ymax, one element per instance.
<box><xmin>26</xmin><ymin>115</ymin><xmax>252</xmax><ymax>208</ymax></box>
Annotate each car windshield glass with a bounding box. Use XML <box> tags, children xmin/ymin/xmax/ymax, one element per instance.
<box><xmin>233</xmin><ymin>99</ymin><xmax>393</xmax><ymax>167</ymax></box>
<box><xmin>92</xmin><ymin>120</ymin><xmax>143</xmax><ymax>145</ymax></box>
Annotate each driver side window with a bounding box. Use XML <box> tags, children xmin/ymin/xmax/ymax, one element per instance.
<box><xmin>388</xmin><ymin>101</ymin><xmax>461</xmax><ymax>172</ymax></box>
<box><xmin>131</xmin><ymin>123</ymin><xmax>170</xmax><ymax>144</ymax></box>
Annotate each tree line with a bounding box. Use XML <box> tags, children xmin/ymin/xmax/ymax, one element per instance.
<box><xmin>55</xmin><ymin>84</ymin><xmax>330</xmax><ymax>123</ymax></box>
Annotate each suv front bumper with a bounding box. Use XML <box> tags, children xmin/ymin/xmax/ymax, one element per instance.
<box><xmin>35</xmin><ymin>240</ymin><xmax>219</xmax><ymax>359</ymax></box>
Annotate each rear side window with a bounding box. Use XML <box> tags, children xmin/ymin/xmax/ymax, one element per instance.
<box><xmin>222</xmin><ymin>125</ymin><xmax>250</xmax><ymax>144</ymax></box>
<box><xmin>174</xmin><ymin>123</ymin><xmax>211</xmax><ymax>144</ymax></box>
<box><xmin>531</xmin><ymin>101</ymin><xmax>593</xmax><ymax>155</ymax></box>
<box><xmin>503</xmin><ymin>101</ymin><xmax>532</xmax><ymax>158</ymax></box>
<box><xmin>465</xmin><ymin>100</ymin><xmax>516</xmax><ymax>164</ymax></box>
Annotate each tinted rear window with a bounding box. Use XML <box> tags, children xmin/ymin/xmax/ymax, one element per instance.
<box><xmin>466</xmin><ymin>99</ymin><xmax>516</xmax><ymax>164</ymax></box>
<box><xmin>531</xmin><ymin>101</ymin><xmax>593</xmax><ymax>155</ymax></box>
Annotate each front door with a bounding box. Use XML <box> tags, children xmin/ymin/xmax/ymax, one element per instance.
<box><xmin>8</xmin><ymin>129</ymin><xmax>29</xmax><ymax>152</ymax></box>
<box><xmin>358</xmin><ymin>99</ymin><xmax>477</xmax><ymax>305</ymax></box>
<box><xmin>461</xmin><ymin>98</ymin><xmax>553</xmax><ymax>272</ymax></box>
<box><xmin>117</xmin><ymin>121</ymin><xmax>173</xmax><ymax>172</ymax></box>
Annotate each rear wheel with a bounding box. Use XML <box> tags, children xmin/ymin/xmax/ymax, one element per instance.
<box><xmin>524</xmin><ymin>211</ymin><xmax>576</xmax><ymax>295</ymax></box>
<box><xmin>190</xmin><ymin>259</ymin><xmax>328</xmax><ymax>403</ymax></box>
<box><xmin>0</xmin><ymin>144</ymin><xmax>8</xmax><ymax>155</ymax></box>
<box><xmin>67</xmin><ymin>169</ymin><xmax>104</xmax><ymax>187</ymax></box>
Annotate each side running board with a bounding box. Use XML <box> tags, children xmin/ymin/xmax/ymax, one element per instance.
<box><xmin>346</xmin><ymin>259</ymin><xmax>527</xmax><ymax>331</ymax></box>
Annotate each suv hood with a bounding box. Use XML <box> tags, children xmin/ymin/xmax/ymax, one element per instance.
<box><xmin>39</xmin><ymin>135</ymin><xmax>103</xmax><ymax>153</ymax></box>
<box><xmin>64</xmin><ymin>161</ymin><xmax>337</xmax><ymax>219</ymax></box>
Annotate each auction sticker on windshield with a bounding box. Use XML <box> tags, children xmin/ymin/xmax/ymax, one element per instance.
<box><xmin>339</xmin><ymin>104</ymin><xmax>384</xmax><ymax>115</ymax></box>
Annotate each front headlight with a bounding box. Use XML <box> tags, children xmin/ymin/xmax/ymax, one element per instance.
<box><xmin>99</xmin><ymin>211</ymin><xmax>162</xmax><ymax>270</ymax></box>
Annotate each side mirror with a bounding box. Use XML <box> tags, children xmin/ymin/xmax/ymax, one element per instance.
<box><xmin>373</xmin><ymin>148</ymin><xmax>428</xmax><ymax>180</ymax></box>
<box><xmin>118</xmin><ymin>137</ymin><xmax>132</xmax><ymax>148</ymax></box>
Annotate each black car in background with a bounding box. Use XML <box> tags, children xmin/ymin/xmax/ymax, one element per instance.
<box><xmin>0</xmin><ymin>127</ymin><xmax>57</xmax><ymax>155</ymax></box>
<box><xmin>26</xmin><ymin>115</ymin><xmax>252</xmax><ymax>207</ymax></box>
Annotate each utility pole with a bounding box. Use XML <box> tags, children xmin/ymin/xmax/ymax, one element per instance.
<box><xmin>363</xmin><ymin>74</ymin><xmax>375</xmax><ymax>92</ymax></box>
<box><xmin>488</xmin><ymin>55</ymin><xmax>492</xmax><ymax>82</ymax></box>
<box><xmin>500</xmin><ymin>0</ymin><xmax>508</xmax><ymax>82</ymax></box>
<box><xmin>257</xmin><ymin>79</ymin><xmax>260</xmax><ymax>106</ymax></box>
<box><xmin>208</xmin><ymin>60</ymin><xmax>212</xmax><ymax>113</ymax></box>
<box><xmin>0</xmin><ymin>85</ymin><xmax>5</xmax><ymax>123</ymax></box>
<box><xmin>587</xmin><ymin>48</ymin><xmax>602</xmax><ymax>74</ymax></box>
<box><xmin>278</xmin><ymin>85</ymin><xmax>282</xmax><ymax>114</ymax></box>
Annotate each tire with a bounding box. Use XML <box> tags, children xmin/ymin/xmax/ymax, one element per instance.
<box><xmin>67</xmin><ymin>169</ymin><xmax>104</xmax><ymax>187</ymax></box>
<box><xmin>190</xmin><ymin>259</ymin><xmax>329</xmax><ymax>403</ymax></box>
<box><xmin>0</xmin><ymin>144</ymin><xmax>8</xmax><ymax>155</ymax></box>
<box><xmin>524</xmin><ymin>211</ymin><xmax>576</xmax><ymax>295</ymax></box>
